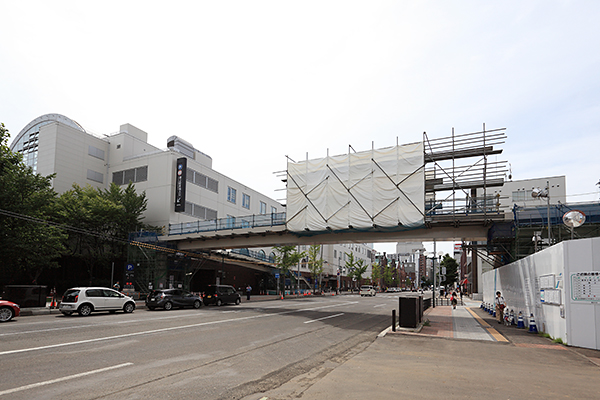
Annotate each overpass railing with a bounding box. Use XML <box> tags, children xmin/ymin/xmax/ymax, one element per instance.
<box><xmin>169</xmin><ymin>212</ymin><xmax>286</xmax><ymax>235</ymax></box>
<box><xmin>230</xmin><ymin>248</ymin><xmax>275</xmax><ymax>263</ymax></box>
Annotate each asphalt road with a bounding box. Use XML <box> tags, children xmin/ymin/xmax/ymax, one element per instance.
<box><xmin>0</xmin><ymin>294</ymin><xmax>404</xmax><ymax>400</ymax></box>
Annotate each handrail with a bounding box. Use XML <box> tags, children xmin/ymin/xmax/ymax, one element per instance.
<box><xmin>169</xmin><ymin>212</ymin><xmax>286</xmax><ymax>236</ymax></box>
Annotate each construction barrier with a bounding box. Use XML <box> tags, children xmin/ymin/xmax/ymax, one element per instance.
<box><xmin>528</xmin><ymin>314</ymin><xmax>538</xmax><ymax>334</ymax></box>
<box><xmin>517</xmin><ymin>311</ymin><xmax>525</xmax><ymax>328</ymax></box>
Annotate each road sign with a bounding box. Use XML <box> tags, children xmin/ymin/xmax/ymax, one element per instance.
<box><xmin>275</xmin><ymin>273</ymin><xmax>280</xmax><ymax>279</ymax></box>
<box><xmin>126</xmin><ymin>263</ymin><xmax>134</xmax><ymax>271</ymax></box>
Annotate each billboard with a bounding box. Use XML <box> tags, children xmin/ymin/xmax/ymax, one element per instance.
<box><xmin>286</xmin><ymin>143</ymin><xmax>424</xmax><ymax>232</ymax></box>
<box><xmin>174</xmin><ymin>157</ymin><xmax>187</xmax><ymax>212</ymax></box>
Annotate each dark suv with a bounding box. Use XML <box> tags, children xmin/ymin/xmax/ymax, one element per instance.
<box><xmin>203</xmin><ymin>285</ymin><xmax>241</xmax><ymax>306</ymax></box>
<box><xmin>145</xmin><ymin>289</ymin><xmax>202</xmax><ymax>311</ymax></box>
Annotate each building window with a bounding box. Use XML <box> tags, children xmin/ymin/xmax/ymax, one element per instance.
<box><xmin>242</xmin><ymin>193</ymin><xmax>250</xmax><ymax>209</ymax></box>
<box><xmin>112</xmin><ymin>166</ymin><xmax>148</xmax><ymax>185</ymax></box>
<box><xmin>260</xmin><ymin>201</ymin><xmax>267</xmax><ymax>215</ymax></box>
<box><xmin>512</xmin><ymin>190</ymin><xmax>532</xmax><ymax>202</ymax></box>
<box><xmin>183</xmin><ymin>201</ymin><xmax>218</xmax><ymax>220</ymax></box>
<box><xmin>88</xmin><ymin>145</ymin><xmax>105</xmax><ymax>160</ymax></box>
<box><xmin>186</xmin><ymin>167</ymin><xmax>219</xmax><ymax>193</ymax></box>
<box><xmin>86</xmin><ymin>169</ymin><xmax>103</xmax><ymax>183</ymax></box>
<box><xmin>271</xmin><ymin>206</ymin><xmax>277</xmax><ymax>214</ymax></box>
<box><xmin>227</xmin><ymin>187</ymin><xmax>237</xmax><ymax>204</ymax></box>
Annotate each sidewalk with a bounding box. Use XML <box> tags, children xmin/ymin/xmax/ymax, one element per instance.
<box><xmin>250</xmin><ymin>298</ymin><xmax>600</xmax><ymax>400</ymax></box>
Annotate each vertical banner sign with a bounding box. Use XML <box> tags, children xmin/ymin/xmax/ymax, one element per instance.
<box><xmin>174</xmin><ymin>157</ymin><xmax>187</xmax><ymax>212</ymax></box>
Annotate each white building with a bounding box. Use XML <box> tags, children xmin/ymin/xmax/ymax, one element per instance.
<box><xmin>10</xmin><ymin>113</ymin><xmax>372</xmax><ymax>291</ymax></box>
<box><xmin>10</xmin><ymin>114</ymin><xmax>282</xmax><ymax>229</ymax></box>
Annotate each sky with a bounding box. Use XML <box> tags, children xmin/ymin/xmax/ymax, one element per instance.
<box><xmin>1</xmin><ymin>1</ymin><xmax>599</xmax><ymax>256</ymax></box>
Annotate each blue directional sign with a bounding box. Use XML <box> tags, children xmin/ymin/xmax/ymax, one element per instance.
<box><xmin>275</xmin><ymin>273</ymin><xmax>280</xmax><ymax>279</ymax></box>
<box><xmin>126</xmin><ymin>263</ymin><xmax>134</xmax><ymax>271</ymax></box>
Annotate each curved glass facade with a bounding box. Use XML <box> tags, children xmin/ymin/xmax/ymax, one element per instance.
<box><xmin>10</xmin><ymin>114</ymin><xmax>86</xmax><ymax>173</ymax></box>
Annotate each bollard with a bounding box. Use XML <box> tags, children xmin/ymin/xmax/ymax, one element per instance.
<box><xmin>392</xmin><ymin>309</ymin><xmax>396</xmax><ymax>332</ymax></box>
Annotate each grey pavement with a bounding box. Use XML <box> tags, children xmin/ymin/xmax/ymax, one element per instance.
<box><xmin>242</xmin><ymin>297</ymin><xmax>600</xmax><ymax>400</ymax></box>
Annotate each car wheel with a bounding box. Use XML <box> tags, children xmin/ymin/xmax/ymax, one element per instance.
<box><xmin>193</xmin><ymin>300</ymin><xmax>201</xmax><ymax>309</ymax></box>
<box><xmin>216</xmin><ymin>299</ymin><xmax>223</xmax><ymax>307</ymax></box>
<box><xmin>123</xmin><ymin>302</ymin><xmax>135</xmax><ymax>313</ymax></box>
<box><xmin>61</xmin><ymin>311</ymin><xmax>72</xmax><ymax>316</ymax></box>
<box><xmin>148</xmin><ymin>306</ymin><xmax>156</xmax><ymax>311</ymax></box>
<box><xmin>235</xmin><ymin>298</ymin><xmax>240</xmax><ymax>305</ymax></box>
<box><xmin>164</xmin><ymin>301</ymin><xmax>173</xmax><ymax>311</ymax></box>
<box><xmin>78</xmin><ymin>304</ymin><xmax>92</xmax><ymax>317</ymax></box>
<box><xmin>0</xmin><ymin>307</ymin><xmax>14</xmax><ymax>322</ymax></box>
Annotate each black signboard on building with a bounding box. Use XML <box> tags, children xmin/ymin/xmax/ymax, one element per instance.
<box><xmin>174</xmin><ymin>157</ymin><xmax>187</xmax><ymax>212</ymax></box>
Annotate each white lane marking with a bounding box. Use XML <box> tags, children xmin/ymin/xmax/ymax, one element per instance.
<box><xmin>0</xmin><ymin>311</ymin><xmax>211</xmax><ymax>337</ymax></box>
<box><xmin>304</xmin><ymin>313</ymin><xmax>344</xmax><ymax>324</ymax></box>
<box><xmin>0</xmin><ymin>362</ymin><xmax>133</xmax><ymax>396</ymax></box>
<box><xmin>0</xmin><ymin>301</ymin><xmax>358</xmax><ymax>356</ymax></box>
<box><xmin>373</xmin><ymin>304</ymin><xmax>387</xmax><ymax>308</ymax></box>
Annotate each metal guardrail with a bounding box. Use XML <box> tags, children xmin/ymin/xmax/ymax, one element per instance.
<box><xmin>169</xmin><ymin>212</ymin><xmax>286</xmax><ymax>235</ymax></box>
<box><xmin>230</xmin><ymin>248</ymin><xmax>275</xmax><ymax>263</ymax></box>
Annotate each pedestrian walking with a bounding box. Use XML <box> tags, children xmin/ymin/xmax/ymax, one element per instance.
<box><xmin>246</xmin><ymin>284</ymin><xmax>252</xmax><ymax>301</ymax></box>
<box><xmin>113</xmin><ymin>281</ymin><xmax>120</xmax><ymax>292</ymax></box>
<box><xmin>451</xmin><ymin>291</ymin><xmax>458</xmax><ymax>309</ymax></box>
<box><xmin>495</xmin><ymin>291</ymin><xmax>506</xmax><ymax>324</ymax></box>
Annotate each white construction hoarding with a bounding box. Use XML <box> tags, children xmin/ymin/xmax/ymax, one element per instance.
<box><xmin>286</xmin><ymin>143</ymin><xmax>424</xmax><ymax>232</ymax></box>
<box><xmin>483</xmin><ymin>237</ymin><xmax>600</xmax><ymax>350</ymax></box>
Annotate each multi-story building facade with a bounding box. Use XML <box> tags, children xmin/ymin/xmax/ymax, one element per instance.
<box><xmin>10</xmin><ymin>114</ymin><xmax>373</xmax><ymax>292</ymax></box>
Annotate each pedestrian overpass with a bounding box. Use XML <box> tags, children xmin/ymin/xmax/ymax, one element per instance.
<box><xmin>162</xmin><ymin>126</ymin><xmax>508</xmax><ymax>251</ymax></box>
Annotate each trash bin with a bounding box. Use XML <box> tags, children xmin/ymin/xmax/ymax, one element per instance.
<box><xmin>399</xmin><ymin>295</ymin><xmax>422</xmax><ymax>328</ymax></box>
<box><xmin>1</xmin><ymin>285</ymin><xmax>47</xmax><ymax>308</ymax></box>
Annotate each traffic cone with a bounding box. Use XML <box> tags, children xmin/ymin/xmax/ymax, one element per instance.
<box><xmin>528</xmin><ymin>314</ymin><xmax>538</xmax><ymax>334</ymax></box>
<box><xmin>509</xmin><ymin>309</ymin><xmax>515</xmax><ymax>325</ymax></box>
<box><xmin>517</xmin><ymin>311</ymin><xmax>525</xmax><ymax>328</ymax></box>
<box><xmin>480</xmin><ymin>302</ymin><xmax>484</xmax><ymax>309</ymax></box>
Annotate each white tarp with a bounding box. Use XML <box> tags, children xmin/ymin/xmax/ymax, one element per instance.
<box><xmin>286</xmin><ymin>143</ymin><xmax>424</xmax><ymax>232</ymax></box>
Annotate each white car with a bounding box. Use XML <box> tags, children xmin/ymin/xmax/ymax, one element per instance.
<box><xmin>360</xmin><ymin>285</ymin><xmax>376</xmax><ymax>297</ymax></box>
<box><xmin>59</xmin><ymin>287</ymin><xmax>136</xmax><ymax>316</ymax></box>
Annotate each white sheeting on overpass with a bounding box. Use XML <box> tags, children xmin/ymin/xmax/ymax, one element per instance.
<box><xmin>286</xmin><ymin>143</ymin><xmax>425</xmax><ymax>232</ymax></box>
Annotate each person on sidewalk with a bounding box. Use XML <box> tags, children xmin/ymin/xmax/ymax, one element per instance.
<box><xmin>495</xmin><ymin>291</ymin><xmax>506</xmax><ymax>324</ymax></box>
<box><xmin>246</xmin><ymin>284</ymin><xmax>252</xmax><ymax>301</ymax></box>
<box><xmin>451</xmin><ymin>291</ymin><xmax>458</xmax><ymax>309</ymax></box>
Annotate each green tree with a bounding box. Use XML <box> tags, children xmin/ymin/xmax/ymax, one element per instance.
<box><xmin>383</xmin><ymin>264</ymin><xmax>394</xmax><ymax>288</ymax></box>
<box><xmin>370</xmin><ymin>262</ymin><xmax>381</xmax><ymax>286</ymax></box>
<box><xmin>440</xmin><ymin>254</ymin><xmax>459</xmax><ymax>285</ymax></box>
<box><xmin>56</xmin><ymin>182</ymin><xmax>151</xmax><ymax>285</ymax></box>
<box><xmin>307</xmin><ymin>244</ymin><xmax>323</xmax><ymax>292</ymax></box>
<box><xmin>0</xmin><ymin>123</ymin><xmax>68</xmax><ymax>284</ymax></box>
<box><xmin>345</xmin><ymin>252</ymin><xmax>368</xmax><ymax>286</ymax></box>
<box><xmin>273</xmin><ymin>245</ymin><xmax>305</xmax><ymax>296</ymax></box>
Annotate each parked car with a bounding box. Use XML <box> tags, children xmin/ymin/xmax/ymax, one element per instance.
<box><xmin>59</xmin><ymin>287</ymin><xmax>136</xmax><ymax>316</ymax></box>
<box><xmin>146</xmin><ymin>289</ymin><xmax>202</xmax><ymax>310</ymax></box>
<box><xmin>203</xmin><ymin>285</ymin><xmax>241</xmax><ymax>306</ymax></box>
<box><xmin>360</xmin><ymin>285</ymin><xmax>376</xmax><ymax>297</ymax></box>
<box><xmin>0</xmin><ymin>300</ymin><xmax>20</xmax><ymax>322</ymax></box>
